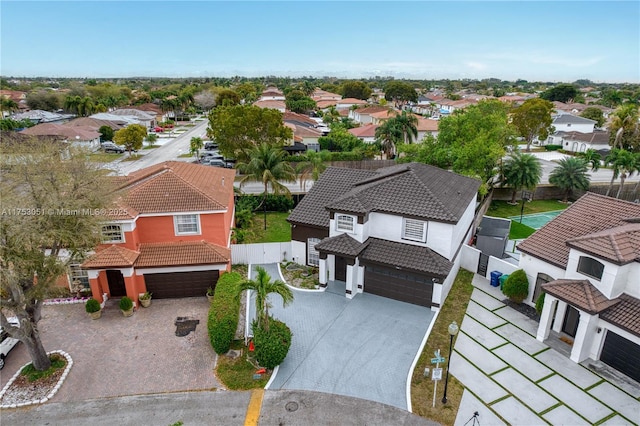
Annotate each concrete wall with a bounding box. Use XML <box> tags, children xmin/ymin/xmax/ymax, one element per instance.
<box><xmin>231</xmin><ymin>242</ymin><xmax>292</xmax><ymax>265</ymax></box>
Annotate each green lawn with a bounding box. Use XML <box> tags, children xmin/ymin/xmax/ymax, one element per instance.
<box><xmin>243</xmin><ymin>212</ymin><xmax>291</xmax><ymax>243</ymax></box>
<box><xmin>143</xmin><ymin>145</ymin><xmax>159</xmax><ymax>150</ymax></box>
<box><xmin>487</xmin><ymin>200</ymin><xmax>568</xmax><ymax>239</ymax></box>
<box><xmin>509</xmin><ymin>221</ymin><xmax>536</xmax><ymax>239</ymax></box>
<box><xmin>121</xmin><ymin>154</ymin><xmax>143</xmax><ymax>161</ymax></box>
<box><xmin>88</xmin><ymin>152</ymin><xmax>122</xmax><ymax>162</ymax></box>
<box><xmin>178</xmin><ymin>153</ymin><xmax>195</xmax><ymax>158</ymax></box>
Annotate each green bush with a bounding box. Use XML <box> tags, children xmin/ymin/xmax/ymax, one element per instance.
<box><xmin>85</xmin><ymin>298</ymin><xmax>101</xmax><ymax>313</ymax></box>
<box><xmin>535</xmin><ymin>292</ymin><xmax>546</xmax><ymax>315</ymax></box>
<box><xmin>264</xmin><ymin>194</ymin><xmax>294</xmax><ymax>212</ymax></box>
<box><xmin>119</xmin><ymin>296</ymin><xmax>133</xmax><ymax>311</ymax></box>
<box><xmin>252</xmin><ymin>318</ymin><xmax>292</xmax><ymax>369</ymax></box>
<box><xmin>502</xmin><ymin>269</ymin><xmax>529</xmax><ymax>304</ymax></box>
<box><xmin>208</xmin><ymin>272</ymin><xmax>242</xmax><ymax>354</ymax></box>
<box><xmin>544</xmin><ymin>144</ymin><xmax>563</xmax><ymax>151</ymax></box>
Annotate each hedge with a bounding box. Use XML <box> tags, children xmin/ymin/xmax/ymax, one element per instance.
<box><xmin>208</xmin><ymin>272</ymin><xmax>242</xmax><ymax>354</ymax></box>
<box><xmin>252</xmin><ymin>318</ymin><xmax>292</xmax><ymax>369</ymax></box>
<box><xmin>544</xmin><ymin>144</ymin><xmax>563</xmax><ymax>151</ymax></box>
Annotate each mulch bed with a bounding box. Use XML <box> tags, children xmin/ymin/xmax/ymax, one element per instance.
<box><xmin>502</xmin><ymin>299</ymin><xmax>541</xmax><ymax>321</ymax></box>
<box><xmin>0</xmin><ymin>357</ymin><xmax>67</xmax><ymax>406</ymax></box>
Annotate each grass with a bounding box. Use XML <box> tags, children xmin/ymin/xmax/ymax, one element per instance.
<box><xmin>215</xmin><ymin>340</ymin><xmax>271</xmax><ymax>390</ymax></box>
<box><xmin>509</xmin><ymin>221</ymin><xmax>536</xmax><ymax>239</ymax></box>
<box><xmin>143</xmin><ymin>145</ymin><xmax>159</xmax><ymax>149</ymax></box>
<box><xmin>21</xmin><ymin>354</ymin><xmax>67</xmax><ymax>382</ymax></box>
<box><xmin>88</xmin><ymin>152</ymin><xmax>122</xmax><ymax>162</ymax></box>
<box><xmin>486</xmin><ymin>200</ymin><xmax>568</xmax><ymax>240</ymax></box>
<box><xmin>178</xmin><ymin>153</ymin><xmax>194</xmax><ymax>158</ymax></box>
<box><xmin>121</xmin><ymin>154</ymin><xmax>143</xmax><ymax>161</ymax></box>
<box><xmin>411</xmin><ymin>269</ymin><xmax>474</xmax><ymax>426</ymax></box>
<box><xmin>243</xmin><ymin>212</ymin><xmax>291</xmax><ymax>243</ymax></box>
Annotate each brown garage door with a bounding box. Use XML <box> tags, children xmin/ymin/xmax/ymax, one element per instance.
<box><xmin>364</xmin><ymin>265</ymin><xmax>433</xmax><ymax>307</ymax></box>
<box><xmin>144</xmin><ymin>270</ymin><xmax>219</xmax><ymax>299</ymax></box>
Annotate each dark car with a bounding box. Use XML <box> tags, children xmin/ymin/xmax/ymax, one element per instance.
<box><xmin>101</xmin><ymin>141</ymin><xmax>125</xmax><ymax>153</ymax></box>
<box><xmin>204</xmin><ymin>142</ymin><xmax>218</xmax><ymax>150</ymax></box>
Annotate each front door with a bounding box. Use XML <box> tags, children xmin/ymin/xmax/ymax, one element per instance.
<box><xmin>561</xmin><ymin>305</ymin><xmax>580</xmax><ymax>337</ymax></box>
<box><xmin>335</xmin><ymin>256</ymin><xmax>347</xmax><ymax>281</ymax></box>
<box><xmin>106</xmin><ymin>270</ymin><xmax>127</xmax><ymax>298</ymax></box>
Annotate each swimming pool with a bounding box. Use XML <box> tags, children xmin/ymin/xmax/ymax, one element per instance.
<box><xmin>509</xmin><ymin>210</ymin><xmax>564</xmax><ymax>229</ymax></box>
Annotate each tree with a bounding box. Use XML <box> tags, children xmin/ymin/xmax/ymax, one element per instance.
<box><xmin>501</xmin><ymin>152</ymin><xmax>542</xmax><ymax>204</ymax></box>
<box><xmin>0</xmin><ymin>97</ymin><xmax>18</xmax><ymax>114</ymax></box>
<box><xmin>609</xmin><ymin>104</ymin><xmax>639</xmax><ymax>152</ymax></box>
<box><xmin>341</xmin><ymin>81</ymin><xmax>372</xmax><ymax>100</ymax></box>
<box><xmin>296</xmin><ymin>150</ymin><xmax>328</xmax><ymax>191</ymax></box>
<box><xmin>375</xmin><ymin>119</ymin><xmax>403</xmax><ymax>158</ymax></box>
<box><xmin>190</xmin><ymin>136</ymin><xmax>203</xmax><ymax>158</ymax></box>
<box><xmin>145</xmin><ymin>133</ymin><xmax>158</xmax><ymax>146</ymax></box>
<box><xmin>391</xmin><ymin>111</ymin><xmax>418</xmax><ymax>144</ymax></box>
<box><xmin>26</xmin><ymin>90</ymin><xmax>62</xmax><ymax>111</ymax></box>
<box><xmin>236</xmin><ymin>143</ymin><xmax>297</xmax><ymax>229</ymax></box>
<box><xmin>511</xmin><ymin>98</ymin><xmax>555</xmax><ymax>151</ymax></box>
<box><xmin>319</xmin><ymin>126</ymin><xmax>363</xmax><ymax>152</ymax></box>
<box><xmin>207</xmin><ymin>105</ymin><xmax>293</xmax><ymax>163</ymax></box>
<box><xmin>1</xmin><ymin>140</ymin><xmax>114</xmax><ymax>371</ymax></box>
<box><xmin>384</xmin><ymin>81</ymin><xmax>418</xmax><ymax>109</ymax></box>
<box><xmin>540</xmin><ymin>84</ymin><xmax>579</xmax><ymax>103</ymax></box>
<box><xmin>285</xmin><ymin>90</ymin><xmax>316</xmax><ymax>114</ymax></box>
<box><xmin>322</xmin><ymin>106</ymin><xmax>340</xmax><ymax>125</ymax></box>
<box><xmin>113</xmin><ymin>124</ymin><xmax>146</xmax><ymax>154</ymax></box>
<box><xmin>98</xmin><ymin>125</ymin><xmax>114</xmax><ymax>142</ymax></box>
<box><xmin>605</xmin><ymin>149</ymin><xmax>637</xmax><ymax>198</ymax></box>
<box><xmin>549</xmin><ymin>157</ymin><xmax>590</xmax><ymax>202</ymax></box>
<box><xmin>236</xmin><ymin>266</ymin><xmax>294</xmax><ymax>331</ymax></box>
<box><xmin>580</xmin><ymin>107</ymin><xmax>605</xmax><ymax>128</ymax></box>
<box><xmin>215</xmin><ymin>89</ymin><xmax>241</xmax><ymax>108</ymax></box>
<box><xmin>194</xmin><ymin>91</ymin><xmax>216</xmax><ymax>111</ymax></box>
<box><xmin>578</xmin><ymin>148</ymin><xmax>601</xmax><ymax>171</ymax></box>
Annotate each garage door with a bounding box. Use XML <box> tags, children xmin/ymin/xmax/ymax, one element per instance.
<box><xmin>144</xmin><ymin>270</ymin><xmax>219</xmax><ymax>299</ymax></box>
<box><xmin>600</xmin><ymin>331</ymin><xmax>640</xmax><ymax>382</ymax></box>
<box><xmin>364</xmin><ymin>265</ymin><xmax>433</xmax><ymax>307</ymax></box>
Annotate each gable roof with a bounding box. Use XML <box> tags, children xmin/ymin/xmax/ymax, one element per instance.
<box><xmin>566</xmin><ymin>222</ymin><xmax>640</xmax><ymax>265</ymax></box>
<box><xmin>117</xmin><ymin>161</ymin><xmax>235</xmax><ymax>215</ymax></box>
<box><xmin>553</xmin><ymin>114</ymin><xmax>596</xmax><ymax>125</ymax></box>
<box><xmin>288</xmin><ymin>163</ymin><xmax>480</xmax><ymax>228</ymax></box>
<box><xmin>416</xmin><ymin>118</ymin><xmax>439</xmax><ymax>132</ymax></box>
<box><xmin>348</xmin><ymin>124</ymin><xmax>378</xmax><ymax>138</ymax></box>
<box><xmin>82</xmin><ymin>245</ymin><xmax>140</xmax><ymax>269</ymax></box>
<box><xmin>353</xmin><ymin>106</ymin><xmax>389</xmax><ymax>115</ymax></box>
<box><xmin>337</xmin><ymin>98</ymin><xmax>367</xmax><ymax>106</ymax></box>
<box><xmin>517</xmin><ymin>193</ymin><xmax>640</xmax><ymax>268</ymax></box>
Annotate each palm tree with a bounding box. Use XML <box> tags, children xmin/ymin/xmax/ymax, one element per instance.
<box><xmin>0</xmin><ymin>98</ymin><xmax>18</xmax><ymax>114</ymax></box>
<box><xmin>190</xmin><ymin>136</ymin><xmax>203</xmax><ymax>158</ymax></box>
<box><xmin>578</xmin><ymin>149</ymin><xmax>601</xmax><ymax>171</ymax></box>
<box><xmin>236</xmin><ymin>144</ymin><xmax>297</xmax><ymax>229</ymax></box>
<box><xmin>393</xmin><ymin>111</ymin><xmax>419</xmax><ymax>144</ymax></box>
<box><xmin>500</xmin><ymin>152</ymin><xmax>542</xmax><ymax>204</ymax></box>
<box><xmin>236</xmin><ymin>266</ymin><xmax>293</xmax><ymax>331</ymax></box>
<box><xmin>605</xmin><ymin>149</ymin><xmax>636</xmax><ymax>198</ymax></box>
<box><xmin>375</xmin><ymin>119</ymin><xmax>403</xmax><ymax>159</ymax></box>
<box><xmin>296</xmin><ymin>150</ymin><xmax>328</xmax><ymax>191</ymax></box>
<box><xmin>549</xmin><ymin>157</ymin><xmax>590</xmax><ymax>203</ymax></box>
<box><xmin>64</xmin><ymin>95</ymin><xmax>82</xmax><ymax>115</ymax></box>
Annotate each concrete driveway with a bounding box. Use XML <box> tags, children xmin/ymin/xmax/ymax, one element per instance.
<box><xmin>0</xmin><ymin>297</ymin><xmax>219</xmax><ymax>402</ymax></box>
<box><xmin>252</xmin><ymin>264</ymin><xmax>434</xmax><ymax>410</ymax></box>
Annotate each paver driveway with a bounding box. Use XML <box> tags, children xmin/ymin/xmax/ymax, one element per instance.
<box><xmin>0</xmin><ymin>297</ymin><xmax>219</xmax><ymax>402</ymax></box>
<box><xmin>253</xmin><ymin>264</ymin><xmax>434</xmax><ymax>410</ymax></box>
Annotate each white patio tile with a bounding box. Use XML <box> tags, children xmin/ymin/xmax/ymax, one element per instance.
<box><xmin>490</xmin><ymin>396</ymin><xmax>543</xmax><ymax>425</ymax></box>
<box><xmin>454</xmin><ymin>391</ymin><xmax>506</xmax><ymax>426</ymax></box>
<box><xmin>493</xmin><ymin>323</ymin><xmax>547</xmax><ymax>355</ymax></box>
<box><xmin>461</xmin><ymin>315</ymin><xmax>507</xmax><ymax>350</ymax></box>
<box><xmin>450</xmin><ymin>351</ymin><xmax>508</xmax><ymax>404</ymax></box>
<box><xmin>539</xmin><ymin>375</ymin><xmax>612</xmax><ymax>424</ymax></box>
<box><xmin>466</xmin><ymin>300</ymin><xmax>507</xmax><ymax>329</ymax></box>
<box><xmin>542</xmin><ymin>405</ymin><xmax>590</xmax><ymax>426</ymax></box>
<box><xmin>588</xmin><ymin>382</ymin><xmax>640</xmax><ymax>424</ymax></box>
<box><xmin>493</xmin><ymin>344</ymin><xmax>552</xmax><ymax>382</ymax></box>
<box><xmin>455</xmin><ymin>332</ymin><xmax>507</xmax><ymax>375</ymax></box>
<box><xmin>535</xmin><ymin>349</ymin><xmax>601</xmax><ymax>389</ymax></box>
<box><xmin>492</xmin><ymin>368</ymin><xmax>558</xmax><ymax>413</ymax></box>
<box><xmin>471</xmin><ymin>288</ymin><xmax>505</xmax><ymax>311</ymax></box>
<box><xmin>492</xmin><ymin>305</ymin><xmax>538</xmax><ymax>335</ymax></box>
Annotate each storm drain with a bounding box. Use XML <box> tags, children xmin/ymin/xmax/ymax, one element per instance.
<box><xmin>175</xmin><ymin>316</ymin><xmax>200</xmax><ymax>337</ymax></box>
<box><xmin>285</xmin><ymin>401</ymin><xmax>299</xmax><ymax>412</ymax></box>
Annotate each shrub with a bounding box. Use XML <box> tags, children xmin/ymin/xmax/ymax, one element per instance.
<box><xmin>119</xmin><ymin>296</ymin><xmax>133</xmax><ymax>311</ymax></box>
<box><xmin>85</xmin><ymin>298</ymin><xmax>101</xmax><ymax>313</ymax></box>
<box><xmin>535</xmin><ymin>292</ymin><xmax>546</xmax><ymax>315</ymax></box>
<box><xmin>544</xmin><ymin>144</ymin><xmax>563</xmax><ymax>151</ymax></box>
<box><xmin>252</xmin><ymin>318</ymin><xmax>292</xmax><ymax>369</ymax></box>
<box><xmin>208</xmin><ymin>272</ymin><xmax>242</xmax><ymax>354</ymax></box>
<box><xmin>139</xmin><ymin>291</ymin><xmax>152</xmax><ymax>300</ymax></box>
<box><xmin>502</xmin><ymin>269</ymin><xmax>529</xmax><ymax>304</ymax></box>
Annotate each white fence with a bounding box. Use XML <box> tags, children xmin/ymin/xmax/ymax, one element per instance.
<box><xmin>231</xmin><ymin>242</ymin><xmax>292</xmax><ymax>265</ymax></box>
<box><xmin>460</xmin><ymin>244</ymin><xmax>519</xmax><ymax>279</ymax></box>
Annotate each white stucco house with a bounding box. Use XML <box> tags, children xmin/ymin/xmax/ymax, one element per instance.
<box><xmin>551</xmin><ymin>113</ymin><xmax>596</xmax><ymax>134</ymax></box>
<box><xmin>287</xmin><ymin>163</ymin><xmax>480</xmax><ymax>311</ymax></box>
<box><xmin>516</xmin><ymin>193</ymin><xmax>640</xmax><ymax>383</ymax></box>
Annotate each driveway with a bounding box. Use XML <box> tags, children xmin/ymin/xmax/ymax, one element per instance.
<box><xmin>0</xmin><ymin>297</ymin><xmax>219</xmax><ymax>402</ymax></box>
<box><xmin>251</xmin><ymin>263</ymin><xmax>434</xmax><ymax>410</ymax></box>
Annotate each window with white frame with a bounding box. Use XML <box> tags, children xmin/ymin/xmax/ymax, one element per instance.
<box><xmin>577</xmin><ymin>256</ymin><xmax>604</xmax><ymax>280</ymax></box>
<box><xmin>101</xmin><ymin>224</ymin><xmax>124</xmax><ymax>243</ymax></box>
<box><xmin>308</xmin><ymin>237</ymin><xmax>321</xmax><ymax>266</ymax></box>
<box><xmin>69</xmin><ymin>264</ymin><xmax>90</xmax><ymax>289</ymax></box>
<box><xmin>336</xmin><ymin>214</ymin><xmax>355</xmax><ymax>233</ymax></box>
<box><xmin>402</xmin><ymin>218</ymin><xmax>427</xmax><ymax>242</ymax></box>
<box><xmin>174</xmin><ymin>214</ymin><xmax>200</xmax><ymax>235</ymax></box>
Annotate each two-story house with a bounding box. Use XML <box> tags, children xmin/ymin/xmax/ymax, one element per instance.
<box><xmin>287</xmin><ymin>163</ymin><xmax>480</xmax><ymax>310</ymax></box>
<box><xmin>82</xmin><ymin>162</ymin><xmax>236</xmax><ymax>306</ymax></box>
<box><xmin>516</xmin><ymin>193</ymin><xmax>640</xmax><ymax>382</ymax></box>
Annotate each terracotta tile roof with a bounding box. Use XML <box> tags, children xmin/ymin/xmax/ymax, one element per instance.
<box><xmin>118</xmin><ymin>162</ymin><xmax>235</xmax><ymax>214</ymax></box>
<box><xmin>325</xmin><ymin>163</ymin><xmax>480</xmax><ymax>223</ymax></box>
<box><xmin>66</xmin><ymin>117</ymin><xmax>123</xmax><ymax>131</ymax></box>
<box><xmin>292</xmin><ymin>125</ymin><xmax>322</xmax><ymax>138</ymax></box>
<box><xmin>21</xmin><ymin>123</ymin><xmax>100</xmax><ymax>140</ymax></box>
<box><xmin>349</xmin><ymin>124</ymin><xmax>378</xmax><ymax>138</ymax></box>
<box><xmin>557</xmin><ymin>130</ymin><xmax>609</xmax><ymax>144</ymax></box>
<box><xmin>369</xmin><ymin>110</ymin><xmax>399</xmax><ymax>120</ymax></box>
<box><xmin>282</xmin><ymin>112</ymin><xmax>317</xmax><ymax>126</ymax></box>
<box><xmin>129</xmin><ymin>103</ymin><xmax>162</xmax><ymax>114</ymax></box>
<box><xmin>517</xmin><ymin>193</ymin><xmax>640</xmax><ymax>268</ymax></box>
<box><xmin>600</xmin><ymin>294</ymin><xmax>640</xmax><ymax>338</ymax></box>
<box><xmin>416</xmin><ymin>118</ymin><xmax>439</xmax><ymax>132</ymax></box>
<box><xmin>542</xmin><ymin>279</ymin><xmax>620</xmax><ymax>314</ymax></box>
<box><xmin>338</xmin><ymin>109</ymin><xmax>350</xmax><ymax>117</ymax></box>
<box><xmin>82</xmin><ymin>245</ymin><xmax>140</xmax><ymax>269</ymax></box>
<box><xmin>315</xmin><ymin>233</ymin><xmax>363</xmax><ymax>258</ymax></box>
<box><xmin>353</xmin><ymin>106</ymin><xmax>389</xmax><ymax>115</ymax></box>
<box><xmin>135</xmin><ymin>241</ymin><xmax>230</xmax><ymax>268</ymax></box>
<box><xmin>337</xmin><ymin>98</ymin><xmax>367</xmax><ymax>105</ymax></box>
<box><xmin>566</xmin><ymin>223</ymin><xmax>640</xmax><ymax>265</ymax></box>
<box><xmin>253</xmin><ymin>100</ymin><xmax>286</xmax><ymax>110</ymax></box>
<box><xmin>316</xmin><ymin>100</ymin><xmax>338</xmax><ymax>109</ymax></box>
<box><xmin>359</xmin><ymin>238</ymin><xmax>453</xmax><ymax>277</ymax></box>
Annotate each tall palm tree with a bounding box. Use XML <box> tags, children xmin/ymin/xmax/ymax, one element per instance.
<box><xmin>630</xmin><ymin>153</ymin><xmax>640</xmax><ymax>200</ymax></box>
<box><xmin>393</xmin><ymin>111</ymin><xmax>419</xmax><ymax>144</ymax></box>
<box><xmin>549</xmin><ymin>157</ymin><xmax>590</xmax><ymax>203</ymax></box>
<box><xmin>236</xmin><ymin>266</ymin><xmax>293</xmax><ymax>331</ymax></box>
<box><xmin>500</xmin><ymin>152</ymin><xmax>542</xmax><ymax>204</ymax></box>
<box><xmin>578</xmin><ymin>149</ymin><xmax>601</xmax><ymax>171</ymax></box>
<box><xmin>236</xmin><ymin>144</ymin><xmax>297</xmax><ymax>229</ymax></box>
<box><xmin>64</xmin><ymin>95</ymin><xmax>82</xmax><ymax>115</ymax></box>
<box><xmin>296</xmin><ymin>150</ymin><xmax>328</xmax><ymax>191</ymax></box>
<box><xmin>605</xmin><ymin>149</ymin><xmax>636</xmax><ymax>198</ymax></box>
<box><xmin>0</xmin><ymin>98</ymin><xmax>18</xmax><ymax>114</ymax></box>
<box><xmin>190</xmin><ymin>136</ymin><xmax>203</xmax><ymax>158</ymax></box>
<box><xmin>375</xmin><ymin>119</ymin><xmax>403</xmax><ymax>159</ymax></box>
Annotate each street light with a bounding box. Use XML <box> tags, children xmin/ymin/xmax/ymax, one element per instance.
<box><xmin>442</xmin><ymin>321</ymin><xmax>459</xmax><ymax>404</ymax></box>
<box><xmin>519</xmin><ymin>190</ymin><xmax>532</xmax><ymax>223</ymax></box>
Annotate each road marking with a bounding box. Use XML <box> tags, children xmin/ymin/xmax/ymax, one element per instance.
<box><xmin>244</xmin><ymin>388</ymin><xmax>265</xmax><ymax>426</ymax></box>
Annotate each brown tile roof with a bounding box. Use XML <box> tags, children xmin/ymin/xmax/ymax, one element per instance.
<box><xmin>566</xmin><ymin>223</ymin><xmax>640</xmax><ymax>265</ymax></box>
<box><xmin>82</xmin><ymin>245</ymin><xmax>140</xmax><ymax>269</ymax></box>
<box><xmin>337</xmin><ymin>98</ymin><xmax>367</xmax><ymax>105</ymax></box>
<box><xmin>66</xmin><ymin>117</ymin><xmax>123</xmax><ymax>131</ymax></box>
<box><xmin>253</xmin><ymin>100</ymin><xmax>286</xmax><ymax>110</ymax></box>
<box><xmin>129</xmin><ymin>103</ymin><xmax>162</xmax><ymax>114</ymax></box>
<box><xmin>517</xmin><ymin>193</ymin><xmax>640</xmax><ymax>268</ymax></box>
<box><xmin>21</xmin><ymin>123</ymin><xmax>100</xmax><ymax>140</ymax></box>
<box><xmin>353</xmin><ymin>106</ymin><xmax>389</xmax><ymax>115</ymax></box>
<box><xmin>369</xmin><ymin>110</ymin><xmax>399</xmax><ymax>120</ymax></box>
<box><xmin>348</xmin><ymin>124</ymin><xmax>378</xmax><ymax>138</ymax></box>
<box><xmin>600</xmin><ymin>294</ymin><xmax>640</xmax><ymax>338</ymax></box>
<box><xmin>316</xmin><ymin>100</ymin><xmax>339</xmax><ymax>109</ymax></box>
<box><xmin>558</xmin><ymin>130</ymin><xmax>609</xmax><ymax>144</ymax></box>
<box><xmin>542</xmin><ymin>279</ymin><xmax>620</xmax><ymax>314</ymax></box>
<box><xmin>359</xmin><ymin>238</ymin><xmax>453</xmax><ymax>277</ymax></box>
<box><xmin>135</xmin><ymin>241</ymin><xmax>230</xmax><ymax>268</ymax></box>
<box><xmin>118</xmin><ymin>162</ymin><xmax>235</xmax><ymax>214</ymax></box>
<box><xmin>282</xmin><ymin>111</ymin><xmax>317</xmax><ymax>126</ymax></box>
<box><xmin>325</xmin><ymin>163</ymin><xmax>480</xmax><ymax>223</ymax></box>
<box><xmin>416</xmin><ymin>118</ymin><xmax>439</xmax><ymax>132</ymax></box>
<box><xmin>315</xmin><ymin>233</ymin><xmax>363</xmax><ymax>258</ymax></box>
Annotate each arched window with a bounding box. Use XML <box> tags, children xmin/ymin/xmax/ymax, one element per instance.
<box><xmin>577</xmin><ymin>256</ymin><xmax>605</xmax><ymax>280</ymax></box>
<box><xmin>533</xmin><ymin>272</ymin><xmax>555</xmax><ymax>302</ymax></box>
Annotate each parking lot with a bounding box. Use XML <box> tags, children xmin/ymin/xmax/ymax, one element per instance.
<box><xmin>0</xmin><ymin>297</ymin><xmax>219</xmax><ymax>402</ymax></box>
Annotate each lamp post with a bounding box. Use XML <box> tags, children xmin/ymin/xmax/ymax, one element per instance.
<box><xmin>442</xmin><ymin>321</ymin><xmax>459</xmax><ymax>404</ymax></box>
<box><xmin>519</xmin><ymin>190</ymin><xmax>531</xmax><ymax>224</ymax></box>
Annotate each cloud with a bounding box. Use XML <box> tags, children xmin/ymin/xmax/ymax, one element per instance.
<box><xmin>465</xmin><ymin>62</ymin><xmax>488</xmax><ymax>71</ymax></box>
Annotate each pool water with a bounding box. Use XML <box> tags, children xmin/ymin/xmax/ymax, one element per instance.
<box><xmin>509</xmin><ymin>210</ymin><xmax>564</xmax><ymax>229</ymax></box>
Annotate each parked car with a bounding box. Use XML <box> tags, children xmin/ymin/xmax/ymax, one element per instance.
<box><xmin>151</xmin><ymin>126</ymin><xmax>164</xmax><ymax>133</ymax></box>
<box><xmin>206</xmin><ymin>159</ymin><xmax>227</xmax><ymax>168</ymax></box>
<box><xmin>204</xmin><ymin>142</ymin><xmax>218</xmax><ymax>150</ymax></box>
<box><xmin>101</xmin><ymin>141</ymin><xmax>125</xmax><ymax>153</ymax></box>
<box><xmin>0</xmin><ymin>317</ymin><xmax>20</xmax><ymax>370</ymax></box>
<box><xmin>200</xmin><ymin>151</ymin><xmax>223</xmax><ymax>160</ymax></box>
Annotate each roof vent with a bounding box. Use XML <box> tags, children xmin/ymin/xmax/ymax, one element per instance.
<box><xmin>222</xmin><ymin>177</ymin><xmax>225</xmax><ymax>186</ymax></box>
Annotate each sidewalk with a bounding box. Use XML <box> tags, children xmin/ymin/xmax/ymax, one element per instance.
<box><xmin>452</xmin><ymin>274</ymin><xmax>639</xmax><ymax>426</ymax></box>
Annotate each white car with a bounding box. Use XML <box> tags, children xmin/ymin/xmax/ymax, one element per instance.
<box><xmin>0</xmin><ymin>317</ymin><xmax>20</xmax><ymax>370</ymax></box>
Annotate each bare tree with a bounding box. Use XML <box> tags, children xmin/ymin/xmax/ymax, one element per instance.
<box><xmin>194</xmin><ymin>91</ymin><xmax>216</xmax><ymax>112</ymax></box>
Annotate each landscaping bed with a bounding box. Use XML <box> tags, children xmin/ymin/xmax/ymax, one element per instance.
<box><xmin>280</xmin><ymin>262</ymin><xmax>318</xmax><ymax>289</ymax></box>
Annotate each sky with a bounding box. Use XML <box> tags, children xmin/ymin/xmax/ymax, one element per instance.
<box><xmin>1</xmin><ymin>1</ymin><xmax>639</xmax><ymax>83</ymax></box>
